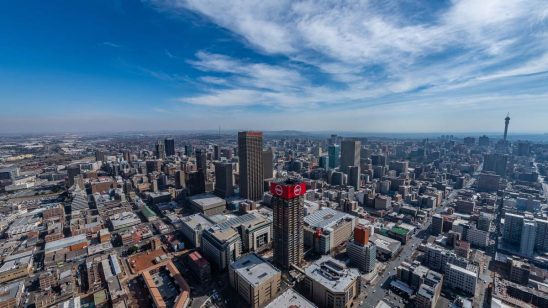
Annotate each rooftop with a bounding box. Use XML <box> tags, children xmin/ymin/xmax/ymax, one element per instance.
<box><xmin>304</xmin><ymin>256</ymin><xmax>359</xmax><ymax>293</ymax></box>
<box><xmin>265</xmin><ymin>288</ymin><xmax>317</xmax><ymax>308</ymax></box>
<box><xmin>189</xmin><ymin>193</ymin><xmax>226</xmax><ymax>210</ymax></box>
<box><xmin>230</xmin><ymin>253</ymin><xmax>280</xmax><ymax>286</ymax></box>
<box><xmin>304</xmin><ymin>208</ymin><xmax>353</xmax><ymax>229</ymax></box>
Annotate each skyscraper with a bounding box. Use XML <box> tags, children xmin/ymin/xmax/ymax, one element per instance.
<box><xmin>271</xmin><ymin>178</ymin><xmax>305</xmax><ymax>270</ymax></box>
<box><xmin>238</xmin><ymin>131</ymin><xmax>264</xmax><ymax>201</ymax></box>
<box><xmin>164</xmin><ymin>138</ymin><xmax>175</xmax><ymax>157</ymax></box>
<box><xmin>340</xmin><ymin>140</ymin><xmax>361</xmax><ymax>173</ymax></box>
<box><xmin>214</xmin><ymin>162</ymin><xmax>234</xmax><ymax>198</ymax></box>
<box><xmin>155</xmin><ymin>141</ymin><xmax>166</xmax><ymax>159</ymax></box>
<box><xmin>195</xmin><ymin>149</ymin><xmax>207</xmax><ymax>175</ymax></box>
<box><xmin>327</xmin><ymin>145</ymin><xmax>340</xmax><ymax>169</ymax></box>
<box><xmin>347</xmin><ymin>225</ymin><xmax>376</xmax><ymax>273</ymax></box>
<box><xmin>262</xmin><ymin>149</ymin><xmax>274</xmax><ymax>179</ymax></box>
<box><xmin>520</xmin><ymin>220</ymin><xmax>536</xmax><ymax>257</ymax></box>
<box><xmin>348</xmin><ymin>166</ymin><xmax>360</xmax><ymax>190</ymax></box>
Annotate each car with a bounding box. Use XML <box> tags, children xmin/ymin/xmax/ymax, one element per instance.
<box><xmin>373</xmin><ymin>290</ymin><xmax>376</xmax><ymax>293</ymax></box>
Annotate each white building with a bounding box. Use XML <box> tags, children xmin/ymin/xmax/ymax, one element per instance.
<box><xmin>443</xmin><ymin>264</ymin><xmax>477</xmax><ymax>295</ymax></box>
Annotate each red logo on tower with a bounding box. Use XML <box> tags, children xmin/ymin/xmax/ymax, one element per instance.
<box><xmin>270</xmin><ymin>182</ymin><xmax>306</xmax><ymax>200</ymax></box>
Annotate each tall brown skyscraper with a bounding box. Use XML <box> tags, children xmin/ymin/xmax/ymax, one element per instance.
<box><xmin>270</xmin><ymin>179</ymin><xmax>306</xmax><ymax>270</ymax></box>
<box><xmin>340</xmin><ymin>140</ymin><xmax>361</xmax><ymax>173</ymax></box>
<box><xmin>238</xmin><ymin>131</ymin><xmax>264</xmax><ymax>201</ymax></box>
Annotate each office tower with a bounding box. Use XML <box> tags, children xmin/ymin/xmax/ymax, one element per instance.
<box><xmin>213</xmin><ymin>145</ymin><xmax>220</xmax><ymax>160</ymax></box>
<box><xmin>155</xmin><ymin>141</ymin><xmax>166</xmax><ymax>159</ymax></box>
<box><xmin>340</xmin><ymin>140</ymin><xmax>361</xmax><ymax>173</ymax></box>
<box><xmin>327</xmin><ymin>145</ymin><xmax>340</xmax><ymax>169</ymax></box>
<box><xmin>348</xmin><ymin>240</ymin><xmax>376</xmax><ymax>274</ymax></box>
<box><xmin>164</xmin><ymin>138</ymin><xmax>175</xmax><ymax>157</ymax></box>
<box><xmin>319</xmin><ymin>156</ymin><xmax>328</xmax><ymax>169</ymax></box>
<box><xmin>262</xmin><ymin>149</ymin><xmax>274</xmax><ymax>179</ymax></box>
<box><xmin>348</xmin><ymin>166</ymin><xmax>360</xmax><ymax>190</ymax></box>
<box><xmin>122</xmin><ymin>150</ymin><xmax>131</xmax><ymax>162</ymax></box>
<box><xmin>238</xmin><ymin>131</ymin><xmax>264</xmax><ymax>201</ymax></box>
<box><xmin>175</xmin><ymin>170</ymin><xmax>186</xmax><ymax>189</ymax></box>
<box><xmin>431</xmin><ymin>214</ymin><xmax>443</xmax><ymax>236</ymax></box>
<box><xmin>66</xmin><ymin>165</ymin><xmax>81</xmax><ymax>187</ymax></box>
<box><xmin>504</xmin><ymin>113</ymin><xmax>510</xmax><ymax>141</ymax></box>
<box><xmin>477</xmin><ymin>173</ymin><xmax>500</xmax><ymax>192</ymax></box>
<box><xmin>271</xmin><ymin>179</ymin><xmax>305</xmax><ymax>270</ymax></box>
<box><xmin>478</xmin><ymin>135</ymin><xmax>490</xmax><ymax>146</ymax></box>
<box><xmin>391</xmin><ymin>160</ymin><xmax>409</xmax><ymax>175</ymax></box>
<box><xmin>371</xmin><ymin>153</ymin><xmax>387</xmax><ymax>166</ymax></box>
<box><xmin>188</xmin><ymin>171</ymin><xmax>206</xmax><ymax>195</ymax></box>
<box><xmin>534</xmin><ymin>218</ymin><xmax>548</xmax><ymax>253</ymax></box>
<box><xmin>520</xmin><ymin>220</ymin><xmax>536</xmax><ymax>257</ymax></box>
<box><xmin>214</xmin><ymin>162</ymin><xmax>234</xmax><ymax>198</ymax></box>
<box><xmin>184</xmin><ymin>145</ymin><xmax>193</xmax><ymax>156</ymax></box>
<box><xmin>195</xmin><ymin>149</ymin><xmax>207</xmax><ymax>175</ymax></box>
<box><xmin>503</xmin><ymin>213</ymin><xmax>524</xmax><ymax>246</ymax></box>
<box><xmin>477</xmin><ymin>213</ymin><xmax>492</xmax><ymax>232</ymax></box>
<box><xmin>95</xmin><ymin>150</ymin><xmax>106</xmax><ymax>162</ymax></box>
<box><xmin>483</xmin><ymin>153</ymin><xmax>507</xmax><ymax>177</ymax></box>
<box><xmin>517</xmin><ymin>142</ymin><xmax>530</xmax><ymax>156</ymax></box>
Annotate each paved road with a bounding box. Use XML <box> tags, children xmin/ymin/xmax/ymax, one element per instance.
<box><xmin>359</xmin><ymin>175</ymin><xmax>478</xmax><ymax>308</ymax></box>
<box><xmin>359</xmin><ymin>223</ymin><xmax>429</xmax><ymax>308</ymax></box>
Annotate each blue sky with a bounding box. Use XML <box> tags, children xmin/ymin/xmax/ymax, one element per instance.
<box><xmin>1</xmin><ymin>0</ymin><xmax>547</xmax><ymax>134</ymax></box>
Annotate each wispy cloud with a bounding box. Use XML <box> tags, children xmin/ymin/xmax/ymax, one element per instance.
<box><xmin>102</xmin><ymin>41</ymin><xmax>121</xmax><ymax>48</ymax></box>
<box><xmin>148</xmin><ymin>0</ymin><xmax>548</xmax><ymax>131</ymax></box>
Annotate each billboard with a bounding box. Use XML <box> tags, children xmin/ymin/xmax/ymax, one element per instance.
<box><xmin>269</xmin><ymin>182</ymin><xmax>307</xmax><ymax>200</ymax></box>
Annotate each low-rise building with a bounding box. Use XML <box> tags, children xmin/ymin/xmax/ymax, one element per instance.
<box><xmin>189</xmin><ymin>193</ymin><xmax>226</xmax><ymax>216</ymax></box>
<box><xmin>228</xmin><ymin>253</ymin><xmax>281</xmax><ymax>308</ymax></box>
<box><xmin>304</xmin><ymin>208</ymin><xmax>357</xmax><ymax>255</ymax></box>
<box><xmin>300</xmin><ymin>256</ymin><xmax>361</xmax><ymax>308</ymax></box>
<box><xmin>444</xmin><ymin>264</ymin><xmax>477</xmax><ymax>295</ymax></box>
<box><xmin>180</xmin><ymin>213</ymin><xmax>213</xmax><ymax>249</ymax></box>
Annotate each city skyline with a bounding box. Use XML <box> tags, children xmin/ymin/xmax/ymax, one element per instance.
<box><xmin>1</xmin><ymin>1</ymin><xmax>547</xmax><ymax>133</ymax></box>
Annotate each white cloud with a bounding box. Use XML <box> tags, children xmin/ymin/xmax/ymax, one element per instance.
<box><xmin>149</xmin><ymin>0</ymin><xmax>548</xmax><ymax>128</ymax></box>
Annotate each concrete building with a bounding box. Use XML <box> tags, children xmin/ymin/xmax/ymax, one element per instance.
<box><xmin>180</xmin><ymin>213</ymin><xmax>213</xmax><ymax>248</ymax></box>
<box><xmin>534</xmin><ymin>218</ymin><xmax>548</xmax><ymax>253</ymax></box>
<box><xmin>443</xmin><ymin>264</ymin><xmax>477</xmax><ymax>295</ymax></box>
<box><xmin>238</xmin><ymin>131</ymin><xmax>264</xmax><ymax>201</ymax></box>
<box><xmin>431</xmin><ymin>214</ymin><xmax>443</xmax><ymax>236</ymax></box>
<box><xmin>300</xmin><ymin>256</ymin><xmax>361</xmax><ymax>308</ymax></box>
<box><xmin>477</xmin><ymin>173</ymin><xmax>500</xmax><ymax>192</ymax></box>
<box><xmin>466</xmin><ymin>227</ymin><xmax>490</xmax><ymax>248</ymax></box>
<box><xmin>164</xmin><ymin>138</ymin><xmax>175</xmax><ymax>157</ymax></box>
<box><xmin>228</xmin><ymin>253</ymin><xmax>281</xmax><ymax>308</ymax></box>
<box><xmin>503</xmin><ymin>212</ymin><xmax>524</xmax><ymax>246</ymax></box>
<box><xmin>340</xmin><ymin>140</ymin><xmax>360</xmax><ymax>173</ymax></box>
<box><xmin>520</xmin><ymin>219</ymin><xmax>536</xmax><ymax>257</ymax></box>
<box><xmin>265</xmin><ymin>288</ymin><xmax>317</xmax><ymax>308</ymax></box>
<box><xmin>347</xmin><ymin>241</ymin><xmax>376</xmax><ymax>274</ymax></box>
<box><xmin>214</xmin><ymin>162</ymin><xmax>234</xmax><ymax>198</ymax></box>
<box><xmin>263</xmin><ymin>149</ymin><xmax>274</xmax><ymax>179</ymax></box>
<box><xmin>303</xmin><ymin>208</ymin><xmax>356</xmax><ymax>255</ymax></box>
<box><xmin>189</xmin><ymin>193</ymin><xmax>226</xmax><ymax>217</ymax></box>
<box><xmin>271</xmin><ymin>179</ymin><xmax>306</xmax><ymax>270</ymax></box>
<box><xmin>201</xmin><ymin>224</ymin><xmax>241</xmax><ymax>271</ymax></box>
<box><xmin>371</xmin><ymin>233</ymin><xmax>401</xmax><ymax>261</ymax></box>
<box><xmin>347</xmin><ymin>166</ymin><xmax>360</xmax><ymax>190</ymax></box>
<box><xmin>0</xmin><ymin>281</ymin><xmax>24</xmax><ymax>308</ymax></box>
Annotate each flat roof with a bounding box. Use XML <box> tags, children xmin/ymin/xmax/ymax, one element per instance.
<box><xmin>304</xmin><ymin>256</ymin><xmax>359</xmax><ymax>293</ymax></box>
<box><xmin>44</xmin><ymin>234</ymin><xmax>87</xmax><ymax>253</ymax></box>
<box><xmin>181</xmin><ymin>213</ymin><xmax>213</xmax><ymax>230</ymax></box>
<box><xmin>189</xmin><ymin>193</ymin><xmax>226</xmax><ymax>210</ymax></box>
<box><xmin>304</xmin><ymin>208</ymin><xmax>353</xmax><ymax>229</ymax></box>
<box><xmin>230</xmin><ymin>253</ymin><xmax>280</xmax><ymax>286</ymax></box>
<box><xmin>265</xmin><ymin>288</ymin><xmax>317</xmax><ymax>308</ymax></box>
<box><xmin>447</xmin><ymin>263</ymin><xmax>477</xmax><ymax>277</ymax></box>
